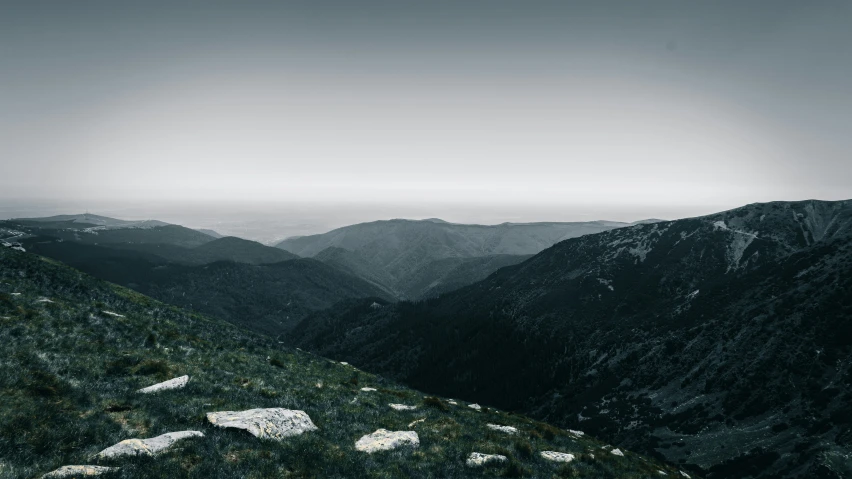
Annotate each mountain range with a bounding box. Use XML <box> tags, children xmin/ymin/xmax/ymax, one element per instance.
<box><xmin>290</xmin><ymin>199</ymin><xmax>852</xmax><ymax>478</ymax></box>
<box><xmin>276</xmin><ymin>219</ymin><xmax>637</xmax><ymax>299</ymax></box>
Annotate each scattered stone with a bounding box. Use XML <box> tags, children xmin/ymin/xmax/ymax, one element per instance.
<box><xmin>355</xmin><ymin>429</ymin><xmax>419</xmax><ymax>453</ymax></box>
<box><xmin>137</xmin><ymin>375</ymin><xmax>189</xmax><ymax>394</ymax></box>
<box><xmin>447</xmin><ymin>400</ymin><xmax>458</xmax><ymax>405</ymax></box>
<box><xmin>316</xmin><ymin>381</ymin><xmax>323</xmax><ymax>388</ymax></box>
<box><xmin>389</xmin><ymin>403</ymin><xmax>417</xmax><ymax>411</ymax></box>
<box><xmin>102</xmin><ymin>311</ymin><xmax>124</xmax><ymax>318</ymax></box>
<box><xmin>11</xmin><ymin>293</ymin><xmax>21</xmax><ymax>296</ymax></box>
<box><xmin>360</xmin><ymin>387</ymin><xmax>376</xmax><ymax>392</ymax></box>
<box><xmin>95</xmin><ymin>431</ymin><xmax>203</xmax><ymax>459</ymax></box>
<box><xmin>658</xmin><ymin>471</ymin><xmax>668</xmax><ymax>476</ymax></box>
<box><xmin>42</xmin><ymin>465</ymin><xmax>118</xmax><ymax>478</ymax></box>
<box><xmin>486</xmin><ymin>424</ymin><xmax>518</xmax><ymax>434</ymax></box>
<box><xmin>680</xmin><ymin>472</ymin><xmax>691</xmax><ymax>478</ymax></box>
<box><xmin>466</xmin><ymin>452</ymin><xmax>507</xmax><ymax>467</ymax></box>
<box><xmin>340</xmin><ymin>361</ymin><xmax>349</xmax><ymax>366</ymax></box>
<box><xmin>36</xmin><ymin>298</ymin><xmax>54</xmax><ymax>303</ymax></box>
<box><xmin>207</xmin><ymin>408</ymin><xmax>317</xmax><ymax>440</ymax></box>
<box><xmin>540</xmin><ymin>451</ymin><xmax>575</xmax><ymax>463</ymax></box>
<box><xmin>590</xmin><ymin>453</ymin><xmax>595</xmax><ymax>459</ymax></box>
<box><xmin>611</xmin><ymin>448</ymin><xmax>624</xmax><ymax>456</ymax></box>
<box><xmin>567</xmin><ymin>429</ymin><xmax>584</xmax><ymax>436</ymax></box>
<box><xmin>468</xmin><ymin>403</ymin><xmax>481</xmax><ymax>411</ymax></box>
<box><xmin>408</xmin><ymin>418</ymin><xmax>425</xmax><ymax>428</ymax></box>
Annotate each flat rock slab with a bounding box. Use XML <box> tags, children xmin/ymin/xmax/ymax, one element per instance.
<box><xmin>466</xmin><ymin>452</ymin><xmax>508</xmax><ymax>467</ymax></box>
<box><xmin>43</xmin><ymin>465</ymin><xmax>118</xmax><ymax>478</ymax></box>
<box><xmin>389</xmin><ymin>403</ymin><xmax>417</xmax><ymax>411</ymax></box>
<box><xmin>207</xmin><ymin>408</ymin><xmax>317</xmax><ymax>440</ymax></box>
<box><xmin>355</xmin><ymin>429</ymin><xmax>419</xmax><ymax>453</ymax></box>
<box><xmin>486</xmin><ymin>424</ymin><xmax>517</xmax><ymax>434</ymax></box>
<box><xmin>96</xmin><ymin>431</ymin><xmax>203</xmax><ymax>459</ymax></box>
<box><xmin>137</xmin><ymin>375</ymin><xmax>189</xmax><ymax>394</ymax></box>
<box><xmin>540</xmin><ymin>451</ymin><xmax>575</xmax><ymax>463</ymax></box>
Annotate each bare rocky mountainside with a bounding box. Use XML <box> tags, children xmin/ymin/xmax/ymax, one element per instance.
<box><xmin>277</xmin><ymin>219</ymin><xmax>633</xmax><ymax>299</ymax></box>
<box><xmin>291</xmin><ymin>200</ymin><xmax>852</xmax><ymax>478</ymax></box>
<box><xmin>0</xmin><ymin>241</ymin><xmax>689</xmax><ymax>478</ymax></box>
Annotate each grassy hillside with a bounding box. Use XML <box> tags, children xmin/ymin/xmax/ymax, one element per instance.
<box><xmin>0</xmin><ymin>247</ymin><xmax>687</xmax><ymax>478</ymax></box>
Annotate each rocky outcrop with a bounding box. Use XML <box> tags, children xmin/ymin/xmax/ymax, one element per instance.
<box><xmin>206</xmin><ymin>408</ymin><xmax>317</xmax><ymax>440</ymax></box>
<box><xmin>486</xmin><ymin>424</ymin><xmax>517</xmax><ymax>434</ymax></box>
<box><xmin>389</xmin><ymin>403</ymin><xmax>417</xmax><ymax>411</ymax></box>
<box><xmin>467</xmin><ymin>403</ymin><xmax>481</xmax><ymax>411</ymax></box>
<box><xmin>42</xmin><ymin>465</ymin><xmax>118</xmax><ymax>478</ymax></box>
<box><xmin>540</xmin><ymin>451</ymin><xmax>575</xmax><ymax>463</ymax></box>
<box><xmin>95</xmin><ymin>431</ymin><xmax>203</xmax><ymax>459</ymax></box>
<box><xmin>137</xmin><ymin>375</ymin><xmax>189</xmax><ymax>394</ymax></box>
<box><xmin>466</xmin><ymin>452</ymin><xmax>507</xmax><ymax>467</ymax></box>
<box><xmin>355</xmin><ymin>429</ymin><xmax>419</xmax><ymax>453</ymax></box>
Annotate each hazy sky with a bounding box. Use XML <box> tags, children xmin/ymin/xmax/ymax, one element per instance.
<box><xmin>2</xmin><ymin>0</ymin><xmax>852</xmax><ymax>227</ymax></box>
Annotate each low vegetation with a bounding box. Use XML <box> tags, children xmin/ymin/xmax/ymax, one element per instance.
<box><xmin>0</xmin><ymin>247</ymin><xmax>687</xmax><ymax>478</ymax></box>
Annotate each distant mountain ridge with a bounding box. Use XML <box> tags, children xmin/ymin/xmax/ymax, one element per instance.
<box><xmin>291</xmin><ymin>199</ymin><xmax>852</xmax><ymax>478</ymax></box>
<box><xmin>277</xmin><ymin>218</ymin><xmax>633</xmax><ymax>299</ymax></box>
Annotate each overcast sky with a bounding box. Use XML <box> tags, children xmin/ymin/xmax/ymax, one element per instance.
<box><xmin>2</xmin><ymin>0</ymin><xmax>851</xmax><ymax>228</ymax></box>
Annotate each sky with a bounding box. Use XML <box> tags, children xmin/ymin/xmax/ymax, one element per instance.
<box><xmin>2</xmin><ymin>1</ymin><xmax>852</xmax><ymax>237</ymax></box>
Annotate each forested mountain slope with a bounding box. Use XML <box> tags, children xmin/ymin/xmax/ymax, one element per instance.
<box><xmin>292</xmin><ymin>200</ymin><xmax>852</xmax><ymax>478</ymax></box>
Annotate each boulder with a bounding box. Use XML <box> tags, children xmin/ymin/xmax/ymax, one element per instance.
<box><xmin>137</xmin><ymin>375</ymin><xmax>189</xmax><ymax>394</ymax></box>
<box><xmin>206</xmin><ymin>408</ymin><xmax>317</xmax><ymax>440</ymax></box>
<box><xmin>466</xmin><ymin>452</ymin><xmax>507</xmax><ymax>467</ymax></box>
<box><xmin>355</xmin><ymin>429</ymin><xmax>419</xmax><ymax>453</ymax></box>
<box><xmin>486</xmin><ymin>424</ymin><xmax>517</xmax><ymax>434</ymax></box>
<box><xmin>540</xmin><ymin>451</ymin><xmax>575</xmax><ymax>463</ymax></box>
<box><xmin>468</xmin><ymin>403</ymin><xmax>481</xmax><ymax>411</ymax></box>
<box><xmin>389</xmin><ymin>403</ymin><xmax>417</xmax><ymax>411</ymax></box>
<box><xmin>43</xmin><ymin>465</ymin><xmax>118</xmax><ymax>478</ymax></box>
<box><xmin>95</xmin><ymin>431</ymin><xmax>203</xmax><ymax>459</ymax></box>
<box><xmin>611</xmin><ymin>448</ymin><xmax>624</xmax><ymax>456</ymax></box>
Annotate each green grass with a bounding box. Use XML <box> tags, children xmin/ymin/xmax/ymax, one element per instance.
<box><xmin>0</xmin><ymin>247</ymin><xmax>690</xmax><ymax>478</ymax></box>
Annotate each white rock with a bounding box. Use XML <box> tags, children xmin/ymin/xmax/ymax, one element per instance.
<box><xmin>447</xmin><ymin>400</ymin><xmax>458</xmax><ymax>405</ymax></box>
<box><xmin>611</xmin><ymin>448</ymin><xmax>624</xmax><ymax>456</ymax></box>
<box><xmin>11</xmin><ymin>293</ymin><xmax>21</xmax><ymax>296</ymax></box>
<box><xmin>658</xmin><ymin>471</ymin><xmax>668</xmax><ymax>476</ymax></box>
<box><xmin>360</xmin><ymin>387</ymin><xmax>376</xmax><ymax>392</ymax></box>
<box><xmin>36</xmin><ymin>298</ymin><xmax>54</xmax><ymax>303</ymax></box>
<box><xmin>567</xmin><ymin>429</ymin><xmax>584</xmax><ymax>437</ymax></box>
<box><xmin>466</xmin><ymin>452</ymin><xmax>507</xmax><ymax>467</ymax></box>
<box><xmin>102</xmin><ymin>311</ymin><xmax>124</xmax><ymax>318</ymax></box>
<box><xmin>468</xmin><ymin>403</ymin><xmax>481</xmax><ymax>411</ymax></box>
<box><xmin>95</xmin><ymin>431</ymin><xmax>203</xmax><ymax>459</ymax></box>
<box><xmin>389</xmin><ymin>403</ymin><xmax>417</xmax><ymax>411</ymax></box>
<box><xmin>339</xmin><ymin>361</ymin><xmax>349</xmax><ymax>366</ymax></box>
<box><xmin>137</xmin><ymin>375</ymin><xmax>189</xmax><ymax>394</ymax></box>
<box><xmin>355</xmin><ymin>429</ymin><xmax>419</xmax><ymax>453</ymax></box>
<box><xmin>486</xmin><ymin>424</ymin><xmax>517</xmax><ymax>434</ymax></box>
<box><xmin>207</xmin><ymin>408</ymin><xmax>317</xmax><ymax>440</ymax></box>
<box><xmin>42</xmin><ymin>465</ymin><xmax>118</xmax><ymax>478</ymax></box>
<box><xmin>408</xmin><ymin>418</ymin><xmax>425</xmax><ymax>428</ymax></box>
<box><xmin>680</xmin><ymin>472</ymin><xmax>691</xmax><ymax>478</ymax></box>
<box><xmin>540</xmin><ymin>451</ymin><xmax>575</xmax><ymax>463</ymax></box>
